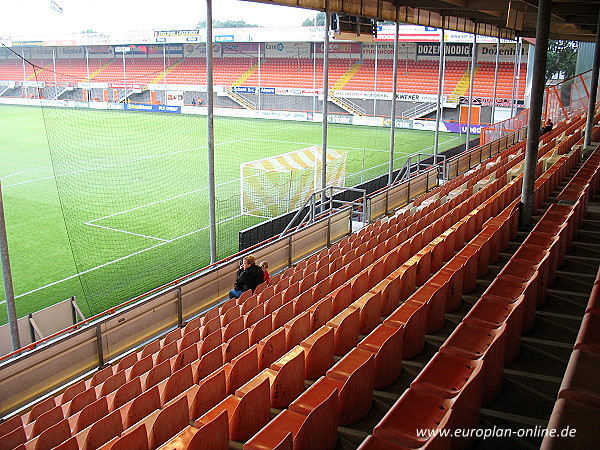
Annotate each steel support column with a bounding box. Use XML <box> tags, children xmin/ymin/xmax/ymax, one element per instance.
<box><xmin>434</xmin><ymin>20</ymin><xmax>446</xmax><ymax>156</ymax></box>
<box><xmin>389</xmin><ymin>10</ymin><xmax>400</xmax><ymax>185</ymax></box>
<box><xmin>206</xmin><ymin>0</ymin><xmax>217</xmax><ymax>263</ymax></box>
<box><xmin>520</xmin><ymin>0</ymin><xmax>552</xmax><ymax>228</ymax></box>
<box><xmin>585</xmin><ymin>12</ymin><xmax>600</xmax><ymax>147</ymax></box>
<box><xmin>465</xmin><ymin>32</ymin><xmax>477</xmax><ymax>151</ymax></box>
<box><xmin>321</xmin><ymin>0</ymin><xmax>331</xmax><ymax>201</ymax></box>
<box><xmin>491</xmin><ymin>36</ymin><xmax>500</xmax><ymax>124</ymax></box>
<box><xmin>0</xmin><ymin>182</ymin><xmax>20</xmax><ymax>351</ymax></box>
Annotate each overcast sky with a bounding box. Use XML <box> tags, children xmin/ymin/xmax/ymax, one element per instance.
<box><xmin>1</xmin><ymin>0</ymin><xmax>317</xmax><ymax>36</ymax></box>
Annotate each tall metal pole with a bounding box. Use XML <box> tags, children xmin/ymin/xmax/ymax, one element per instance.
<box><xmin>584</xmin><ymin>12</ymin><xmax>600</xmax><ymax>147</ymax></box>
<box><xmin>257</xmin><ymin>44</ymin><xmax>261</xmax><ymax>110</ymax></box>
<box><xmin>389</xmin><ymin>14</ymin><xmax>400</xmax><ymax>185</ymax></box>
<box><xmin>52</xmin><ymin>49</ymin><xmax>57</xmax><ymax>92</ymax></box>
<box><xmin>373</xmin><ymin>42</ymin><xmax>378</xmax><ymax>117</ymax></box>
<box><xmin>513</xmin><ymin>38</ymin><xmax>523</xmax><ymax>116</ymax></box>
<box><xmin>312</xmin><ymin>42</ymin><xmax>317</xmax><ymax>116</ymax></box>
<box><xmin>163</xmin><ymin>44</ymin><xmax>168</xmax><ymax>104</ymax></box>
<box><xmin>321</xmin><ymin>0</ymin><xmax>331</xmax><ymax>199</ymax></box>
<box><xmin>465</xmin><ymin>32</ymin><xmax>477</xmax><ymax>151</ymax></box>
<box><xmin>0</xmin><ymin>182</ymin><xmax>20</xmax><ymax>351</ymax></box>
<box><xmin>85</xmin><ymin>46</ymin><xmax>90</xmax><ymax>81</ymax></box>
<box><xmin>434</xmin><ymin>22</ymin><xmax>446</xmax><ymax>156</ymax></box>
<box><xmin>122</xmin><ymin>50</ymin><xmax>127</xmax><ymax>101</ymax></box>
<box><xmin>491</xmin><ymin>36</ymin><xmax>500</xmax><ymax>124</ymax></box>
<box><xmin>21</xmin><ymin>50</ymin><xmax>26</xmax><ymax>98</ymax></box>
<box><xmin>520</xmin><ymin>0</ymin><xmax>552</xmax><ymax>228</ymax></box>
<box><xmin>510</xmin><ymin>38</ymin><xmax>519</xmax><ymax>117</ymax></box>
<box><xmin>206</xmin><ymin>0</ymin><xmax>217</xmax><ymax>263</ymax></box>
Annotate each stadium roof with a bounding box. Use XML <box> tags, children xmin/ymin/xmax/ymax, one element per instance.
<box><xmin>245</xmin><ymin>0</ymin><xmax>600</xmax><ymax>42</ymax></box>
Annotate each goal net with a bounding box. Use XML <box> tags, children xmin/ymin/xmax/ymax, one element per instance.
<box><xmin>241</xmin><ymin>146</ymin><xmax>348</xmax><ymax>217</ymax></box>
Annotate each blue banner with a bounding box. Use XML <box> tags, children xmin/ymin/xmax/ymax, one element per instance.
<box><xmin>231</xmin><ymin>86</ymin><xmax>275</xmax><ymax>94</ymax></box>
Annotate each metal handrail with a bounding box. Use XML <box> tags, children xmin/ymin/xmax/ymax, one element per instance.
<box><xmin>279</xmin><ymin>185</ymin><xmax>367</xmax><ymax>238</ymax></box>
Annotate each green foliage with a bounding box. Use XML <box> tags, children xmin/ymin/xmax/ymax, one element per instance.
<box><xmin>302</xmin><ymin>11</ymin><xmax>326</xmax><ymax>26</ymax></box>
<box><xmin>196</xmin><ymin>20</ymin><xmax>259</xmax><ymax>29</ymax></box>
<box><xmin>546</xmin><ymin>40</ymin><xmax>578</xmax><ymax>82</ymax></box>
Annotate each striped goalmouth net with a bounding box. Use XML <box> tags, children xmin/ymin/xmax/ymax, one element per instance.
<box><xmin>241</xmin><ymin>146</ymin><xmax>348</xmax><ymax>218</ymax></box>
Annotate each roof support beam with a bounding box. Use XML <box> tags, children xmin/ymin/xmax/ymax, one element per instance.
<box><xmin>520</xmin><ymin>0</ymin><xmax>551</xmax><ymax>229</ymax></box>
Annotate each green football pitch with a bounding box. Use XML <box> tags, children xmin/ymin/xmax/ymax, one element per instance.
<box><xmin>0</xmin><ymin>104</ymin><xmax>465</xmax><ymax>324</ymax></box>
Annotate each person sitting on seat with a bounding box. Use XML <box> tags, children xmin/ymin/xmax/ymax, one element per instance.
<box><xmin>260</xmin><ymin>260</ymin><xmax>271</xmax><ymax>285</ymax></box>
<box><xmin>540</xmin><ymin>118</ymin><xmax>553</xmax><ymax>135</ymax></box>
<box><xmin>229</xmin><ymin>255</ymin><xmax>264</xmax><ymax>299</ymax></box>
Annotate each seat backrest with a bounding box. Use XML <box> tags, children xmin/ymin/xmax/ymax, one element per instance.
<box><xmin>29</xmin><ymin>404</ymin><xmax>64</xmax><ymax>439</ymax></box>
<box><xmin>111</xmin><ymin>376</ymin><xmax>142</xmax><ymax>411</ymax></box>
<box><xmin>125</xmin><ymin>386</ymin><xmax>160</xmax><ymax>429</ymax></box>
<box><xmin>74</xmin><ymin>396</ymin><xmax>109</xmax><ymax>433</ymax></box>
<box><xmin>109</xmin><ymin>422</ymin><xmax>149</xmax><ymax>450</ymax></box>
<box><xmin>34</xmin><ymin>419</ymin><xmax>71</xmax><ymax>450</ymax></box>
<box><xmin>162</xmin><ymin>365</ymin><xmax>194</xmax><ymax>405</ymax></box>
<box><xmin>191</xmin><ymin>367</ymin><xmax>227</xmax><ymax>420</ymax></box>
<box><xmin>84</xmin><ymin>409</ymin><xmax>123</xmax><ymax>450</ymax></box>
<box><xmin>149</xmin><ymin>395</ymin><xmax>189</xmax><ymax>449</ymax></box>
<box><xmin>186</xmin><ymin>410</ymin><xmax>229</xmax><ymax>450</ymax></box>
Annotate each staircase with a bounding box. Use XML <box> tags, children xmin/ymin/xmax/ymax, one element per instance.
<box><xmin>333</xmin><ymin>62</ymin><xmax>363</xmax><ymax>90</ymax></box>
<box><xmin>151</xmin><ymin>59</ymin><xmax>184</xmax><ymax>84</ymax></box>
<box><xmin>226</xmin><ymin>88</ymin><xmax>257</xmax><ymax>109</ymax></box>
<box><xmin>233</xmin><ymin>64</ymin><xmax>259</xmax><ymax>87</ymax></box>
<box><xmin>329</xmin><ymin>91</ymin><xmax>366</xmax><ymax>116</ymax></box>
<box><xmin>401</xmin><ymin>101</ymin><xmax>439</xmax><ymax>119</ymax></box>
<box><xmin>85</xmin><ymin>60</ymin><xmax>113</xmax><ymax>81</ymax></box>
<box><xmin>450</xmin><ymin>66</ymin><xmax>478</xmax><ymax>103</ymax></box>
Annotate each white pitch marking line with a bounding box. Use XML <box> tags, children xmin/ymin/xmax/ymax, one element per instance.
<box><xmin>84</xmin><ymin>222</ymin><xmax>169</xmax><ymax>242</ymax></box>
<box><xmin>0</xmin><ymin>213</ymin><xmax>246</xmax><ymax>306</ymax></box>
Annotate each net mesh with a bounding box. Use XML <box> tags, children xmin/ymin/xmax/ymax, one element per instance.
<box><xmin>42</xmin><ymin>106</ymin><xmax>209</xmax><ymax>314</ymax></box>
<box><xmin>241</xmin><ymin>146</ymin><xmax>347</xmax><ymax>217</ymax></box>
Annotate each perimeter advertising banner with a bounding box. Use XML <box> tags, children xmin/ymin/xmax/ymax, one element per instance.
<box><xmin>264</xmin><ymin>42</ymin><xmax>311</xmax><ymax>58</ymax></box>
<box><xmin>362</xmin><ymin>42</ymin><xmax>416</xmax><ymax>60</ymax></box>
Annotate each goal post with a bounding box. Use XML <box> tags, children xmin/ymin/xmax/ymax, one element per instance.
<box><xmin>240</xmin><ymin>146</ymin><xmax>348</xmax><ymax>218</ymax></box>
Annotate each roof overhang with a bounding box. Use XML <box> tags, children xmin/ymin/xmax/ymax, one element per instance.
<box><xmin>242</xmin><ymin>0</ymin><xmax>600</xmax><ymax>42</ymax></box>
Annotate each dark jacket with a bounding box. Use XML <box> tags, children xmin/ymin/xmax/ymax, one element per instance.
<box><xmin>234</xmin><ymin>264</ymin><xmax>264</xmax><ymax>292</ymax></box>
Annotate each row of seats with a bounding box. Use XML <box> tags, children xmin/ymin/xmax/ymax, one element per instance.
<box><xmin>0</xmin><ymin>132</ymin><xmax>530</xmax><ymax>449</ymax></box>
<box><xmin>359</xmin><ymin>114</ymin><xmax>599</xmax><ymax>449</ymax></box>
<box><xmin>541</xmin><ymin>141</ymin><xmax>600</xmax><ymax>450</ymax></box>
<box><xmin>0</xmin><ymin>57</ymin><xmax>526</xmax><ymax>99</ymax></box>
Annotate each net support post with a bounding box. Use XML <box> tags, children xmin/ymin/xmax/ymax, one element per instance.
<box><xmin>584</xmin><ymin>12</ymin><xmax>600</xmax><ymax>147</ymax></box>
<box><xmin>176</xmin><ymin>287</ymin><xmax>183</xmax><ymax>327</ymax></box>
<box><xmin>388</xmin><ymin>9</ymin><xmax>400</xmax><ymax>185</ymax></box>
<box><xmin>71</xmin><ymin>296</ymin><xmax>85</xmax><ymax>325</ymax></box>
<box><xmin>465</xmin><ymin>31</ymin><xmax>477</xmax><ymax>151</ymax></box>
<box><xmin>321</xmin><ymin>0</ymin><xmax>331</xmax><ymax>205</ymax></box>
<box><xmin>206</xmin><ymin>0</ymin><xmax>218</xmax><ymax>264</ymax></box>
<box><xmin>0</xmin><ymin>182</ymin><xmax>20</xmax><ymax>351</ymax></box>
<box><xmin>434</xmin><ymin>18</ymin><xmax>446</xmax><ymax>156</ymax></box>
<box><xmin>520</xmin><ymin>0</ymin><xmax>552</xmax><ymax>229</ymax></box>
<box><xmin>95</xmin><ymin>325</ymin><xmax>105</xmax><ymax>367</ymax></box>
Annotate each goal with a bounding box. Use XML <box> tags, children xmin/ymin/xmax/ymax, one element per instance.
<box><xmin>241</xmin><ymin>146</ymin><xmax>348</xmax><ymax>217</ymax></box>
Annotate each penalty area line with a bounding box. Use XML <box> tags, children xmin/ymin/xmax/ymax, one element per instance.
<box><xmin>0</xmin><ymin>213</ymin><xmax>246</xmax><ymax>306</ymax></box>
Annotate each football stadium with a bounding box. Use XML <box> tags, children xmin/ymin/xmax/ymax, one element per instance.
<box><xmin>0</xmin><ymin>0</ymin><xmax>599</xmax><ymax>448</ymax></box>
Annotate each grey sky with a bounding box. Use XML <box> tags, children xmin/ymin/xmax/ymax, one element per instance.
<box><xmin>1</xmin><ymin>0</ymin><xmax>316</xmax><ymax>36</ymax></box>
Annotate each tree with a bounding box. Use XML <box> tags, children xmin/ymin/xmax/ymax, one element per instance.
<box><xmin>302</xmin><ymin>12</ymin><xmax>326</xmax><ymax>26</ymax></box>
<box><xmin>545</xmin><ymin>40</ymin><xmax>578</xmax><ymax>82</ymax></box>
<box><xmin>196</xmin><ymin>20</ymin><xmax>259</xmax><ymax>29</ymax></box>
